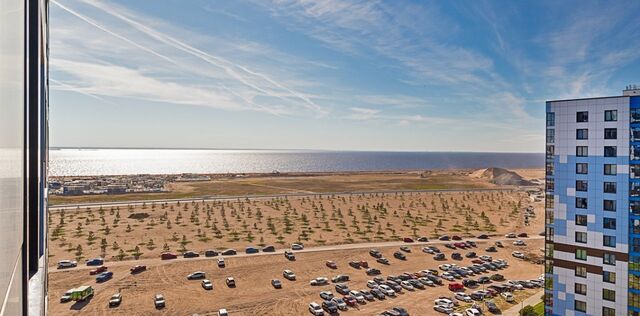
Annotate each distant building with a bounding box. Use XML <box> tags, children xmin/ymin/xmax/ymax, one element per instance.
<box><xmin>545</xmin><ymin>87</ymin><xmax>640</xmax><ymax>315</ymax></box>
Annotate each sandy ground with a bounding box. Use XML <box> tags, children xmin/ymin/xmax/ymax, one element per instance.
<box><xmin>48</xmin><ymin>189</ymin><xmax>543</xmax><ymax>265</ymax></box>
<box><xmin>49</xmin><ymin>238</ymin><xmax>544</xmax><ymax>316</ymax></box>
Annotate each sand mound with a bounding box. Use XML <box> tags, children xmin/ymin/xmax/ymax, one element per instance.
<box><xmin>470</xmin><ymin>168</ymin><xmax>533</xmax><ymax>186</ymax></box>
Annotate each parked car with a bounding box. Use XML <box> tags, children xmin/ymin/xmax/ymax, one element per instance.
<box><xmin>108</xmin><ymin>292</ymin><xmax>122</xmax><ymax>307</ymax></box>
<box><xmin>60</xmin><ymin>289</ymin><xmax>73</xmax><ymax>303</ymax></box>
<box><xmin>370</xmin><ymin>249</ymin><xmax>382</xmax><ymax>258</ymax></box>
<box><xmin>485</xmin><ymin>300</ymin><xmax>500</xmax><ymax>313</ymax></box>
<box><xmin>512</xmin><ymin>251</ymin><xmax>525</xmax><ymax>259</ymax></box>
<box><xmin>477</xmin><ymin>234</ymin><xmax>489</xmax><ymax>239</ymax></box>
<box><xmin>349</xmin><ymin>290</ymin><xmax>366</xmax><ymax>303</ymax></box>
<box><xmin>371</xmin><ymin>288</ymin><xmax>386</xmax><ymax>299</ymax></box>
<box><xmin>343</xmin><ymin>295</ymin><xmax>357</xmax><ymax>307</ymax></box>
<box><xmin>452</xmin><ymin>235</ymin><xmax>462</xmax><ymax>241</ymax></box>
<box><xmin>448</xmin><ymin>282</ymin><xmax>464</xmax><ymax>291</ymax></box>
<box><xmin>89</xmin><ymin>266</ymin><xmax>108</xmax><ymax>275</ymax></box>
<box><xmin>130</xmin><ymin>265</ymin><xmax>147</xmax><ymax>274</ymax></box>
<box><xmin>491</xmin><ymin>274</ymin><xmax>505</xmax><ymax>281</ymax></box>
<box><xmin>284</xmin><ymin>250</ymin><xmax>296</xmax><ymax>261</ymax></box>
<box><xmin>96</xmin><ymin>271</ymin><xmax>114</xmax><ymax>283</ymax></box>
<box><xmin>310</xmin><ymin>277</ymin><xmax>329</xmax><ymax>286</ymax></box>
<box><xmin>495</xmin><ymin>241</ymin><xmax>504</xmax><ymax>247</ymax></box>
<box><xmin>417</xmin><ymin>236</ymin><xmax>429</xmax><ymax>242</ymax></box>
<box><xmin>283</xmin><ymin>269</ymin><xmax>296</xmax><ymax>280</ymax></box>
<box><xmin>455</xmin><ymin>292</ymin><xmax>472</xmax><ymax>302</ymax></box>
<box><xmin>393</xmin><ymin>251</ymin><xmax>406</xmax><ymax>260</ymax></box>
<box><xmin>378</xmin><ymin>284</ymin><xmax>396</xmax><ymax>296</ymax></box>
<box><xmin>187</xmin><ymin>271</ymin><xmax>206</xmax><ymax>280</ymax></box>
<box><xmin>271</xmin><ymin>279</ymin><xmax>282</xmax><ymax>289</ymax></box>
<box><xmin>349</xmin><ymin>261</ymin><xmax>361</xmax><ymax>269</ymax></box>
<box><xmin>478</xmin><ymin>276</ymin><xmax>491</xmax><ymax>284</ymax></box>
<box><xmin>501</xmin><ymin>292</ymin><xmax>514</xmax><ymax>302</ymax></box>
<box><xmin>183</xmin><ymin>251</ymin><xmax>199</xmax><ymax>258</ymax></box>
<box><xmin>451</xmin><ymin>253</ymin><xmax>463</xmax><ymax>260</ymax></box>
<box><xmin>403</xmin><ymin>237</ymin><xmax>414</xmax><ymax>243</ymax></box>
<box><xmin>161</xmin><ymin>252</ymin><xmax>177</xmax><ymax>260</ymax></box>
<box><xmin>86</xmin><ymin>258</ymin><xmax>104</xmax><ymax>266</ymax></box>
<box><xmin>444</xmin><ymin>243</ymin><xmax>456</xmax><ymax>249</ymax></box>
<box><xmin>400</xmin><ymin>246</ymin><xmax>411</xmax><ymax>252</ymax></box>
<box><xmin>205</xmin><ymin>250</ymin><xmax>218</xmax><ymax>257</ymax></box>
<box><xmin>291</xmin><ymin>243</ymin><xmax>304</xmax><ymax>250</ymax></box>
<box><xmin>154</xmin><ymin>294</ymin><xmax>165</xmax><ymax>308</ymax></box>
<box><xmin>463</xmin><ymin>279</ymin><xmax>478</xmax><ymax>288</ymax></box>
<box><xmin>335</xmin><ymin>283</ymin><xmax>350</xmax><ymax>295</ymax></box>
<box><xmin>454</xmin><ymin>242</ymin><xmax>467</xmax><ymax>249</ymax></box>
<box><xmin>332</xmin><ymin>274</ymin><xmax>350</xmax><ymax>283</ymax></box>
<box><xmin>434</xmin><ymin>305</ymin><xmax>453</xmax><ymax>314</ymax></box>
<box><xmin>485</xmin><ymin>246</ymin><xmax>497</xmax><ymax>252</ymax></box>
<box><xmin>517</xmin><ymin>232</ymin><xmax>528</xmax><ymax>237</ymax></box>
<box><xmin>201</xmin><ymin>279</ymin><xmax>213</xmax><ymax>290</ymax></box>
<box><xmin>513</xmin><ymin>240</ymin><xmax>526</xmax><ymax>246</ymax></box>
<box><xmin>366</xmin><ymin>268</ymin><xmax>381</xmax><ymax>275</ymax></box>
<box><xmin>218</xmin><ymin>309</ymin><xmax>229</xmax><ymax>316</ymax></box>
<box><xmin>361</xmin><ymin>289</ymin><xmax>375</xmax><ymax>301</ymax></box>
<box><xmin>308</xmin><ymin>302</ymin><xmax>324</xmax><ymax>316</ymax></box>
<box><xmin>434</xmin><ymin>253</ymin><xmax>446</xmax><ymax>260</ymax></box>
<box><xmin>465</xmin><ymin>308</ymin><xmax>481</xmax><ymax>316</ymax></box>
<box><xmin>320</xmin><ymin>290</ymin><xmax>334</xmax><ymax>300</ymax></box>
<box><xmin>225</xmin><ymin>277</ymin><xmax>236</xmax><ymax>287</ymax></box>
<box><xmin>245</xmin><ymin>247</ymin><xmax>259</xmax><ymax>254</ymax></box>
<box><xmin>505</xmin><ymin>233</ymin><xmax>516</xmax><ymax>238</ymax></box>
<box><xmin>322</xmin><ymin>300</ymin><xmax>338</xmax><ymax>314</ymax></box>
<box><xmin>326</xmin><ymin>260</ymin><xmax>337</xmax><ymax>269</ymax></box>
<box><xmin>331</xmin><ymin>297</ymin><xmax>348</xmax><ymax>310</ymax></box>
<box><xmin>218</xmin><ymin>258</ymin><xmax>226</xmax><ymax>267</ymax></box>
<box><xmin>439</xmin><ymin>235</ymin><xmax>450</xmax><ymax>241</ymax></box>
<box><xmin>262</xmin><ymin>245</ymin><xmax>276</xmax><ymax>252</ymax></box>
<box><xmin>377</xmin><ymin>257</ymin><xmax>390</xmax><ymax>264</ymax></box>
<box><xmin>57</xmin><ymin>260</ymin><xmax>77</xmax><ymax>269</ymax></box>
<box><xmin>221</xmin><ymin>249</ymin><xmax>237</xmax><ymax>255</ymax></box>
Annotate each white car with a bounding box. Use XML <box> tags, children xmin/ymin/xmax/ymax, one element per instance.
<box><xmin>201</xmin><ymin>279</ymin><xmax>213</xmax><ymax>290</ymax></box>
<box><xmin>331</xmin><ymin>297</ymin><xmax>348</xmax><ymax>310</ymax></box>
<box><xmin>283</xmin><ymin>269</ymin><xmax>296</xmax><ymax>280</ymax></box>
<box><xmin>501</xmin><ymin>292</ymin><xmax>514</xmax><ymax>302</ymax></box>
<box><xmin>449</xmin><ymin>313</ymin><xmax>464</xmax><ymax>316</ymax></box>
<box><xmin>292</xmin><ymin>243</ymin><xmax>304</xmax><ymax>250</ymax></box>
<box><xmin>434</xmin><ymin>298</ymin><xmax>454</xmax><ymax>308</ymax></box>
<box><xmin>57</xmin><ymin>260</ymin><xmax>77</xmax><ymax>269</ymax></box>
<box><xmin>349</xmin><ymin>290</ymin><xmax>365</xmax><ymax>303</ymax></box>
<box><xmin>441</xmin><ymin>272</ymin><xmax>455</xmax><ymax>281</ymax></box>
<box><xmin>308</xmin><ymin>302</ymin><xmax>324</xmax><ymax>316</ymax></box>
<box><xmin>454</xmin><ymin>292</ymin><xmax>472</xmax><ymax>302</ymax></box>
<box><xmin>217</xmin><ymin>258</ymin><xmax>225</xmax><ymax>267</ymax></box>
<box><xmin>505</xmin><ymin>233</ymin><xmax>516</xmax><ymax>238</ymax></box>
<box><xmin>434</xmin><ymin>305</ymin><xmax>453</xmax><ymax>314</ymax></box>
<box><xmin>423</xmin><ymin>247</ymin><xmax>434</xmax><ymax>254</ymax></box>
<box><xmin>419</xmin><ymin>277</ymin><xmax>434</xmax><ymax>286</ymax></box>
<box><xmin>507</xmin><ymin>280</ymin><xmax>524</xmax><ymax>290</ymax></box>
<box><xmin>512</xmin><ymin>251</ymin><xmax>525</xmax><ymax>259</ymax></box>
<box><xmin>479</xmin><ymin>255</ymin><xmax>492</xmax><ymax>261</ymax></box>
<box><xmin>218</xmin><ymin>309</ymin><xmax>228</xmax><ymax>316</ymax></box>
<box><xmin>367</xmin><ymin>280</ymin><xmax>378</xmax><ymax>288</ymax></box>
<box><xmin>379</xmin><ymin>284</ymin><xmax>396</xmax><ymax>296</ymax></box>
<box><xmin>400</xmin><ymin>281</ymin><xmax>414</xmax><ymax>291</ymax></box>
<box><xmin>310</xmin><ymin>277</ymin><xmax>328</xmax><ymax>286</ymax></box>
<box><xmin>465</xmin><ymin>308</ymin><xmax>481</xmax><ymax>316</ymax></box>
<box><xmin>439</xmin><ymin>264</ymin><xmax>452</xmax><ymax>271</ymax></box>
<box><xmin>513</xmin><ymin>240</ymin><xmax>526</xmax><ymax>246</ymax></box>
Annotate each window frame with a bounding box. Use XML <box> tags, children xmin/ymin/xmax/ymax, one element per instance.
<box><xmin>604</xmin><ymin>128</ymin><xmax>617</xmax><ymax>140</ymax></box>
<box><xmin>604</xmin><ymin>110</ymin><xmax>617</xmax><ymax>122</ymax></box>
<box><xmin>576</xmin><ymin>128</ymin><xmax>588</xmax><ymax>140</ymax></box>
<box><xmin>576</xmin><ymin>111</ymin><xmax>588</xmax><ymax>123</ymax></box>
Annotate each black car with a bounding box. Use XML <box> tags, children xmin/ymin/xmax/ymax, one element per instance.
<box><xmin>485</xmin><ymin>301</ymin><xmax>500</xmax><ymax>313</ymax></box>
<box><xmin>382</xmin><ymin>311</ymin><xmax>402</xmax><ymax>316</ymax></box>
<box><xmin>467</xmin><ymin>241</ymin><xmax>477</xmax><ymax>247</ymax></box>
<box><xmin>451</xmin><ymin>253</ymin><xmax>462</xmax><ymax>260</ymax></box>
<box><xmin>438</xmin><ymin>235</ymin><xmax>450</xmax><ymax>241</ymax></box>
<box><xmin>183</xmin><ymin>251</ymin><xmax>199</xmax><ymax>258</ymax></box>
<box><xmin>478</xmin><ymin>276</ymin><xmax>491</xmax><ymax>284</ymax></box>
<box><xmin>463</xmin><ymin>279</ymin><xmax>478</xmax><ymax>288</ymax></box>
<box><xmin>465</xmin><ymin>252</ymin><xmax>476</xmax><ymax>258</ymax></box>
<box><xmin>433</xmin><ymin>253</ymin><xmax>446</xmax><ymax>261</ymax></box>
<box><xmin>393</xmin><ymin>251</ymin><xmax>406</xmax><ymax>260</ymax></box>
<box><xmin>444</xmin><ymin>243</ymin><xmax>456</xmax><ymax>249</ymax></box>
<box><xmin>335</xmin><ymin>283</ymin><xmax>350</xmax><ymax>295</ymax></box>
<box><xmin>373</xmin><ymin>276</ymin><xmax>385</xmax><ymax>284</ymax></box>
<box><xmin>262</xmin><ymin>245</ymin><xmax>276</xmax><ymax>252</ymax></box>
<box><xmin>366</xmin><ymin>268</ymin><xmax>381</xmax><ymax>275</ymax></box>
<box><xmin>426</xmin><ymin>275</ymin><xmax>442</xmax><ymax>285</ymax></box>
<box><xmin>377</xmin><ymin>257</ymin><xmax>390</xmax><ymax>265</ymax></box>
<box><xmin>221</xmin><ymin>249</ymin><xmax>237</xmax><ymax>256</ymax></box>
<box><xmin>371</xmin><ymin>288</ymin><xmax>386</xmax><ymax>299</ymax></box>
<box><xmin>417</xmin><ymin>237</ymin><xmax>429</xmax><ymax>242</ymax></box>
<box><xmin>392</xmin><ymin>307</ymin><xmax>409</xmax><ymax>316</ymax></box>
<box><xmin>409</xmin><ymin>279</ymin><xmax>424</xmax><ymax>289</ymax></box>
<box><xmin>485</xmin><ymin>246</ymin><xmax>497</xmax><ymax>252</ymax></box>
<box><xmin>322</xmin><ymin>300</ymin><xmax>338</xmax><ymax>313</ymax></box>
<box><xmin>204</xmin><ymin>250</ymin><xmax>218</xmax><ymax>257</ymax></box>
<box><xmin>369</xmin><ymin>249</ymin><xmax>382</xmax><ymax>258</ymax></box>
<box><xmin>477</xmin><ymin>234</ymin><xmax>489</xmax><ymax>239</ymax></box>
<box><xmin>361</xmin><ymin>290</ymin><xmax>375</xmax><ymax>301</ymax></box>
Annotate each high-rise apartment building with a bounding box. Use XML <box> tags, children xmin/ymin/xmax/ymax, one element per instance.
<box><xmin>545</xmin><ymin>87</ymin><xmax>640</xmax><ymax>316</ymax></box>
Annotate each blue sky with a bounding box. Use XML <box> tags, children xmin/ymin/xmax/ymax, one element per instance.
<box><xmin>50</xmin><ymin>0</ymin><xmax>640</xmax><ymax>152</ymax></box>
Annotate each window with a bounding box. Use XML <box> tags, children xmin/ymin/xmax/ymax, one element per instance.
<box><xmin>603</xmin><ymin>271</ymin><xmax>616</xmax><ymax>283</ymax></box>
<box><xmin>602</xmin><ymin>307</ymin><xmax>616</xmax><ymax>316</ymax></box>
<box><xmin>546</xmin><ymin>112</ymin><xmax>555</xmax><ymax>126</ymax></box>
<box><xmin>604</xmin><ymin>146</ymin><xmax>616</xmax><ymax>157</ymax></box>
<box><xmin>546</xmin><ymin>161</ymin><xmax>554</xmax><ymax>176</ymax></box>
<box><xmin>575</xmin><ymin>300</ymin><xmax>586</xmax><ymax>312</ymax></box>
<box><xmin>577</xmin><ymin>111</ymin><xmax>588</xmax><ymax>122</ymax></box>
<box><xmin>603</xmin><ymin>235</ymin><xmax>616</xmax><ymax>247</ymax></box>
<box><xmin>576</xmin><ymin>163</ymin><xmax>588</xmax><ymax>174</ymax></box>
<box><xmin>603</xmin><ymin>199</ymin><xmax>616</xmax><ymax>211</ymax></box>
<box><xmin>603</xmin><ymin>182</ymin><xmax>616</xmax><ymax>193</ymax></box>
<box><xmin>575</xmin><ymin>249</ymin><xmax>587</xmax><ymax>260</ymax></box>
<box><xmin>633</xmin><ymin>144</ymin><xmax>640</xmax><ymax>160</ymax></box>
<box><xmin>603</xmin><ymin>218</ymin><xmax>616</xmax><ymax>229</ymax></box>
<box><xmin>547</xmin><ymin>129</ymin><xmax>554</xmax><ymax>143</ymax></box>
<box><xmin>603</xmin><ymin>253</ymin><xmax>615</xmax><ymax>265</ymax></box>
<box><xmin>546</xmin><ymin>145</ymin><xmax>554</xmax><ymax>159</ymax></box>
<box><xmin>575</xmin><ymin>214</ymin><xmax>587</xmax><ymax>226</ymax></box>
<box><xmin>633</xmin><ymin>108</ymin><xmax>640</xmax><ymax>123</ymax></box>
<box><xmin>633</xmin><ymin>183</ymin><xmax>640</xmax><ymax>197</ymax></box>
<box><xmin>575</xmin><ymin>197</ymin><xmax>587</xmax><ymax>209</ymax></box>
<box><xmin>633</xmin><ymin>165</ymin><xmax>640</xmax><ymax>179</ymax></box>
<box><xmin>632</xmin><ymin>201</ymin><xmax>640</xmax><ymax>215</ymax></box>
<box><xmin>575</xmin><ymin>232</ymin><xmax>587</xmax><ymax>243</ymax></box>
<box><xmin>604</xmin><ymin>110</ymin><xmax>617</xmax><ymax>121</ymax></box>
<box><xmin>574</xmin><ymin>283</ymin><xmax>587</xmax><ymax>295</ymax></box>
<box><xmin>633</xmin><ymin>127</ymin><xmax>640</xmax><ymax>142</ymax></box>
<box><xmin>604</xmin><ymin>164</ymin><xmax>616</xmax><ymax>175</ymax></box>
<box><xmin>546</xmin><ymin>180</ymin><xmax>554</xmax><ymax>192</ymax></box>
<box><xmin>604</xmin><ymin>128</ymin><xmax>617</xmax><ymax>139</ymax></box>
<box><xmin>576</xmin><ymin>180</ymin><xmax>588</xmax><ymax>192</ymax></box>
<box><xmin>576</xmin><ymin>129</ymin><xmax>588</xmax><ymax>140</ymax></box>
<box><xmin>576</xmin><ymin>146</ymin><xmax>588</xmax><ymax>157</ymax></box>
<box><xmin>603</xmin><ymin>288</ymin><xmax>616</xmax><ymax>301</ymax></box>
<box><xmin>575</xmin><ymin>266</ymin><xmax>587</xmax><ymax>277</ymax></box>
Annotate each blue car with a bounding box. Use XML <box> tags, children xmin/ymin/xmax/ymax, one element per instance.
<box><xmin>96</xmin><ymin>271</ymin><xmax>113</xmax><ymax>283</ymax></box>
<box><xmin>86</xmin><ymin>258</ymin><xmax>104</xmax><ymax>266</ymax></box>
<box><xmin>245</xmin><ymin>247</ymin><xmax>259</xmax><ymax>254</ymax></box>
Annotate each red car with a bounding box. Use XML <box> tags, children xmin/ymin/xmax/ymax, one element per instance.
<box><xmin>130</xmin><ymin>265</ymin><xmax>147</xmax><ymax>274</ymax></box>
<box><xmin>518</xmin><ymin>232</ymin><xmax>528</xmax><ymax>238</ymax></box>
<box><xmin>471</xmin><ymin>259</ymin><xmax>484</xmax><ymax>264</ymax></box>
<box><xmin>360</xmin><ymin>260</ymin><xmax>369</xmax><ymax>268</ymax></box>
<box><xmin>452</xmin><ymin>235</ymin><xmax>462</xmax><ymax>241</ymax></box>
<box><xmin>89</xmin><ymin>266</ymin><xmax>108</xmax><ymax>275</ymax></box>
<box><xmin>343</xmin><ymin>295</ymin><xmax>358</xmax><ymax>306</ymax></box>
<box><xmin>326</xmin><ymin>261</ymin><xmax>337</xmax><ymax>269</ymax></box>
<box><xmin>403</xmin><ymin>237</ymin><xmax>414</xmax><ymax>243</ymax></box>
<box><xmin>161</xmin><ymin>252</ymin><xmax>177</xmax><ymax>260</ymax></box>
<box><xmin>448</xmin><ymin>282</ymin><xmax>465</xmax><ymax>292</ymax></box>
<box><xmin>454</xmin><ymin>242</ymin><xmax>467</xmax><ymax>249</ymax></box>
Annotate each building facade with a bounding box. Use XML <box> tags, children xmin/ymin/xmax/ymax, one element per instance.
<box><xmin>0</xmin><ymin>0</ymin><xmax>48</xmax><ymax>315</ymax></box>
<box><xmin>545</xmin><ymin>89</ymin><xmax>640</xmax><ymax>315</ymax></box>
